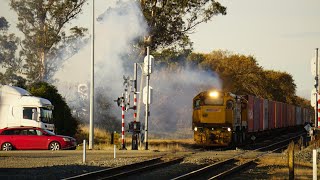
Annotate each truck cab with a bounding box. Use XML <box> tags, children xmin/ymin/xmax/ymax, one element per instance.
<box><xmin>0</xmin><ymin>85</ymin><xmax>55</xmax><ymax>131</ymax></box>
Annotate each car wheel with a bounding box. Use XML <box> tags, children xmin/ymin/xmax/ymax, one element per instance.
<box><xmin>2</xmin><ymin>142</ymin><xmax>13</xmax><ymax>151</ymax></box>
<box><xmin>49</xmin><ymin>142</ymin><xmax>60</xmax><ymax>151</ymax></box>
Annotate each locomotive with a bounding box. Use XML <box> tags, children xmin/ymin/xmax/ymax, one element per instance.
<box><xmin>192</xmin><ymin>90</ymin><xmax>311</xmax><ymax>146</ymax></box>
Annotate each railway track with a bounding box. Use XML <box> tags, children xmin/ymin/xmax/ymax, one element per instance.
<box><xmin>63</xmin><ymin>131</ymin><xmax>306</xmax><ymax>180</ymax></box>
<box><xmin>63</xmin><ymin>156</ymin><xmax>184</xmax><ymax>180</ymax></box>
<box><xmin>172</xmin><ymin>132</ymin><xmax>305</xmax><ymax>180</ymax></box>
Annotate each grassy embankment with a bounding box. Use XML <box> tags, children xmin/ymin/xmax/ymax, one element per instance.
<box><xmin>74</xmin><ymin>125</ymin><xmax>194</xmax><ymax>151</ymax></box>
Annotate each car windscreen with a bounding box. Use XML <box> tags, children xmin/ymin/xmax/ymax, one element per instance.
<box><xmin>43</xmin><ymin>129</ymin><xmax>55</xmax><ymax>135</ymax></box>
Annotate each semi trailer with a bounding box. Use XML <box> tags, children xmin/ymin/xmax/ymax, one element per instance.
<box><xmin>0</xmin><ymin>85</ymin><xmax>55</xmax><ymax>131</ymax></box>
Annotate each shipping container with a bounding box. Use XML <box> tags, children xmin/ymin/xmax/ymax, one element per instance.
<box><xmin>282</xmin><ymin>103</ymin><xmax>287</xmax><ymax>128</ymax></box>
<box><xmin>296</xmin><ymin>107</ymin><xmax>302</xmax><ymax>125</ymax></box>
<box><xmin>263</xmin><ymin>99</ymin><xmax>269</xmax><ymax>130</ymax></box>
<box><xmin>259</xmin><ymin>98</ymin><xmax>264</xmax><ymax>131</ymax></box>
<box><xmin>285</xmin><ymin>104</ymin><xmax>292</xmax><ymax>127</ymax></box>
<box><xmin>276</xmin><ymin>102</ymin><xmax>282</xmax><ymax>128</ymax></box>
<box><xmin>253</xmin><ymin>97</ymin><xmax>261</xmax><ymax>132</ymax></box>
<box><xmin>247</xmin><ymin>95</ymin><xmax>254</xmax><ymax>132</ymax></box>
<box><xmin>292</xmin><ymin>105</ymin><xmax>296</xmax><ymax>126</ymax></box>
<box><xmin>268</xmin><ymin>101</ymin><xmax>276</xmax><ymax>129</ymax></box>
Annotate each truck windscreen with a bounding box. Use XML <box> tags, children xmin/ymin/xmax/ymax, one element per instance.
<box><xmin>40</xmin><ymin>108</ymin><xmax>53</xmax><ymax>124</ymax></box>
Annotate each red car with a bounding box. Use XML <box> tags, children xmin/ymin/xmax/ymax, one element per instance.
<box><xmin>0</xmin><ymin>127</ymin><xmax>77</xmax><ymax>151</ymax></box>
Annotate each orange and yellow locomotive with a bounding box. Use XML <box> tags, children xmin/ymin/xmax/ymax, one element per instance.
<box><xmin>192</xmin><ymin>90</ymin><xmax>310</xmax><ymax>146</ymax></box>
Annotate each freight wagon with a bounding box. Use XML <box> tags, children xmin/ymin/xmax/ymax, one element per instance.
<box><xmin>192</xmin><ymin>90</ymin><xmax>311</xmax><ymax>146</ymax></box>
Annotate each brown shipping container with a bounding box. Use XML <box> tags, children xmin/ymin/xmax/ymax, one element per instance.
<box><xmin>263</xmin><ymin>99</ymin><xmax>269</xmax><ymax>130</ymax></box>
<box><xmin>268</xmin><ymin>101</ymin><xmax>275</xmax><ymax>129</ymax></box>
<box><xmin>282</xmin><ymin>103</ymin><xmax>287</xmax><ymax>128</ymax></box>
<box><xmin>287</xmin><ymin>105</ymin><xmax>291</xmax><ymax>126</ymax></box>
<box><xmin>253</xmin><ymin>97</ymin><xmax>261</xmax><ymax>132</ymax></box>
<box><xmin>259</xmin><ymin>98</ymin><xmax>264</xmax><ymax>131</ymax></box>
<box><xmin>276</xmin><ymin>102</ymin><xmax>282</xmax><ymax>128</ymax></box>
<box><xmin>247</xmin><ymin>95</ymin><xmax>254</xmax><ymax>132</ymax></box>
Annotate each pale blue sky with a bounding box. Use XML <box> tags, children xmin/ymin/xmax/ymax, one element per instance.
<box><xmin>1</xmin><ymin>0</ymin><xmax>319</xmax><ymax>100</ymax></box>
<box><xmin>189</xmin><ymin>0</ymin><xmax>320</xmax><ymax>100</ymax></box>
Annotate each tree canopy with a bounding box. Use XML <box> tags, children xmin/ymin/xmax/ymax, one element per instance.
<box><xmin>186</xmin><ymin>50</ymin><xmax>309</xmax><ymax>108</ymax></box>
<box><xmin>10</xmin><ymin>0</ymin><xmax>88</xmax><ymax>82</ymax></box>
<box><xmin>140</xmin><ymin>0</ymin><xmax>226</xmax><ymax>51</ymax></box>
<box><xmin>0</xmin><ymin>17</ymin><xmax>24</xmax><ymax>86</ymax></box>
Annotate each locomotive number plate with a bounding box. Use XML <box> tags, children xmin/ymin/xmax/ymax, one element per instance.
<box><xmin>206</xmin><ymin>108</ymin><xmax>221</xmax><ymax>112</ymax></box>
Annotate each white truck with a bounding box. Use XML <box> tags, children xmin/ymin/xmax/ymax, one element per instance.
<box><xmin>0</xmin><ymin>85</ymin><xmax>55</xmax><ymax>131</ymax></box>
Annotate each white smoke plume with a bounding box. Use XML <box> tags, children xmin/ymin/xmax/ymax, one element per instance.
<box><xmin>148</xmin><ymin>67</ymin><xmax>221</xmax><ymax>138</ymax></box>
<box><xmin>54</xmin><ymin>0</ymin><xmax>222</xmax><ymax>137</ymax></box>
<box><xmin>54</xmin><ymin>0</ymin><xmax>148</xmax><ymax>123</ymax></box>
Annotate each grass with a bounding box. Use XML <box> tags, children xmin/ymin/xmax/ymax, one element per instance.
<box><xmin>74</xmin><ymin>125</ymin><xmax>195</xmax><ymax>151</ymax></box>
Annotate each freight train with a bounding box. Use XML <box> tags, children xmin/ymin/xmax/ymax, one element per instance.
<box><xmin>192</xmin><ymin>90</ymin><xmax>311</xmax><ymax>146</ymax></box>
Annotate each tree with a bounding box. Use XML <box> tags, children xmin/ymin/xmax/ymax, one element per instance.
<box><xmin>264</xmin><ymin>70</ymin><xmax>296</xmax><ymax>104</ymax></box>
<box><xmin>140</xmin><ymin>0</ymin><xmax>226</xmax><ymax>51</ymax></box>
<box><xmin>10</xmin><ymin>0</ymin><xmax>88</xmax><ymax>82</ymax></box>
<box><xmin>200</xmin><ymin>50</ymin><xmax>267</xmax><ymax>97</ymax></box>
<box><xmin>0</xmin><ymin>16</ymin><xmax>25</xmax><ymax>86</ymax></box>
<box><xmin>27</xmin><ymin>82</ymin><xmax>78</xmax><ymax>136</ymax></box>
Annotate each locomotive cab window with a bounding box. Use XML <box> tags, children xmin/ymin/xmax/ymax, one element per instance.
<box><xmin>194</xmin><ymin>99</ymin><xmax>201</xmax><ymax>109</ymax></box>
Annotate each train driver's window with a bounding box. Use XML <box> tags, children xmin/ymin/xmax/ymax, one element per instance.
<box><xmin>194</xmin><ymin>99</ymin><xmax>201</xmax><ymax>109</ymax></box>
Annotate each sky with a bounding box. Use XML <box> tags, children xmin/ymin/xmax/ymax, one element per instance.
<box><xmin>1</xmin><ymin>0</ymin><xmax>319</xmax><ymax>100</ymax></box>
<box><xmin>189</xmin><ymin>0</ymin><xmax>320</xmax><ymax>100</ymax></box>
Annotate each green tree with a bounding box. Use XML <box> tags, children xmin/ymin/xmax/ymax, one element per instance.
<box><xmin>140</xmin><ymin>0</ymin><xmax>226</xmax><ymax>51</ymax></box>
<box><xmin>10</xmin><ymin>0</ymin><xmax>88</xmax><ymax>82</ymax></box>
<box><xmin>0</xmin><ymin>16</ymin><xmax>25</xmax><ymax>86</ymax></box>
<box><xmin>27</xmin><ymin>82</ymin><xmax>78</xmax><ymax>136</ymax></box>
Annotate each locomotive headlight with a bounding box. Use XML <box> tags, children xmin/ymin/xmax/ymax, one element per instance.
<box><xmin>227</xmin><ymin>127</ymin><xmax>231</xmax><ymax>132</ymax></box>
<box><xmin>209</xmin><ymin>91</ymin><xmax>218</xmax><ymax>98</ymax></box>
<box><xmin>194</xmin><ymin>127</ymin><xmax>198</xmax><ymax>131</ymax></box>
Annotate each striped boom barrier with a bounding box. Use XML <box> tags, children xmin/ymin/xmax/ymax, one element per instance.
<box><xmin>318</xmin><ymin>99</ymin><xmax>320</xmax><ymax>128</ymax></box>
<box><xmin>120</xmin><ymin>94</ymin><xmax>126</xmax><ymax>150</ymax></box>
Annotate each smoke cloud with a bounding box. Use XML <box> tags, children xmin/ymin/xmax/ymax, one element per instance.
<box><xmin>54</xmin><ymin>0</ymin><xmax>222</xmax><ymax>138</ymax></box>
<box><xmin>148</xmin><ymin>67</ymin><xmax>221</xmax><ymax>138</ymax></box>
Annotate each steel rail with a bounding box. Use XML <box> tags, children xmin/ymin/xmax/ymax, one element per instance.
<box><xmin>63</xmin><ymin>157</ymin><xmax>162</xmax><ymax>180</ymax></box>
<box><xmin>100</xmin><ymin>157</ymin><xmax>184</xmax><ymax>180</ymax></box>
<box><xmin>209</xmin><ymin>134</ymin><xmax>304</xmax><ymax>179</ymax></box>
<box><xmin>172</xmin><ymin>132</ymin><xmax>305</xmax><ymax>180</ymax></box>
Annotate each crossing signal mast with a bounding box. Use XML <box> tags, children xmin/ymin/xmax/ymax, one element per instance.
<box><xmin>114</xmin><ymin>51</ymin><xmax>154</xmax><ymax>150</ymax></box>
<box><xmin>311</xmin><ymin>48</ymin><xmax>319</xmax><ymax>128</ymax></box>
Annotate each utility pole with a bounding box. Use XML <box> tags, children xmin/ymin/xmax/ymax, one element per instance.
<box><xmin>132</xmin><ymin>63</ymin><xmax>138</xmax><ymax>150</ymax></box>
<box><xmin>89</xmin><ymin>0</ymin><xmax>95</xmax><ymax>150</ymax></box>
<box><xmin>145</xmin><ymin>47</ymin><xmax>150</xmax><ymax>150</ymax></box>
<box><xmin>316</xmin><ymin>48</ymin><xmax>319</xmax><ymax>128</ymax></box>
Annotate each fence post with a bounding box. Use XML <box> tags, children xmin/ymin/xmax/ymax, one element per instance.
<box><xmin>313</xmin><ymin>149</ymin><xmax>317</xmax><ymax>180</ymax></box>
<box><xmin>83</xmin><ymin>139</ymin><xmax>86</xmax><ymax>164</ymax></box>
<box><xmin>288</xmin><ymin>141</ymin><xmax>294</xmax><ymax>180</ymax></box>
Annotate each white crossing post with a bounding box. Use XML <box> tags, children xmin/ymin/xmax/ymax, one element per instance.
<box><xmin>83</xmin><ymin>139</ymin><xmax>86</xmax><ymax>164</ymax></box>
<box><xmin>313</xmin><ymin>149</ymin><xmax>317</xmax><ymax>180</ymax></box>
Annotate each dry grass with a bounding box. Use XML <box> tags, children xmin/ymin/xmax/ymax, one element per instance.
<box><xmin>74</xmin><ymin>125</ymin><xmax>112</xmax><ymax>150</ymax></box>
<box><xmin>74</xmin><ymin>125</ymin><xmax>195</xmax><ymax>151</ymax></box>
<box><xmin>259</xmin><ymin>152</ymin><xmax>317</xmax><ymax>179</ymax></box>
<box><xmin>147</xmin><ymin>139</ymin><xmax>194</xmax><ymax>152</ymax></box>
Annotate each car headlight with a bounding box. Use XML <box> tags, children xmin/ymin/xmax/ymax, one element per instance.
<box><xmin>227</xmin><ymin>127</ymin><xmax>231</xmax><ymax>132</ymax></box>
<box><xmin>194</xmin><ymin>127</ymin><xmax>198</xmax><ymax>131</ymax></box>
<box><xmin>63</xmin><ymin>138</ymin><xmax>70</xmax><ymax>141</ymax></box>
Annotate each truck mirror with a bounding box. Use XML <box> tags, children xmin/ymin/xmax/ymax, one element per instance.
<box><xmin>32</xmin><ymin>108</ymin><xmax>38</xmax><ymax>121</ymax></box>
